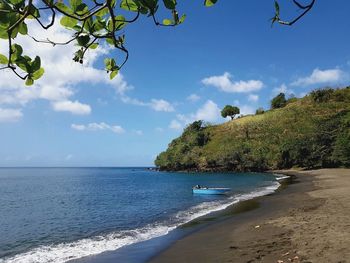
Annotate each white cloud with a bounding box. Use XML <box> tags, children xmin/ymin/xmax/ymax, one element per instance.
<box><xmin>0</xmin><ymin>18</ymin><xmax>178</xmax><ymax>120</ymax></box>
<box><xmin>71</xmin><ymin>124</ymin><xmax>85</xmax><ymax>131</ymax></box>
<box><xmin>194</xmin><ymin>100</ymin><xmax>221</xmax><ymax>122</ymax></box>
<box><xmin>239</xmin><ymin>105</ymin><xmax>255</xmax><ymax>115</ymax></box>
<box><xmin>155</xmin><ymin>127</ymin><xmax>164</xmax><ymax>132</ymax></box>
<box><xmin>133</xmin><ymin>130</ymin><xmax>143</xmax><ymax>135</ymax></box>
<box><xmin>0</xmin><ymin>18</ymin><xmax>133</xmax><ymax>118</ymax></box>
<box><xmin>248</xmin><ymin>94</ymin><xmax>259</xmax><ymax>102</ymax></box>
<box><xmin>0</xmin><ymin>108</ymin><xmax>23</xmax><ymax>122</ymax></box>
<box><xmin>187</xmin><ymin>94</ymin><xmax>200</xmax><ymax>102</ymax></box>
<box><xmin>121</xmin><ymin>96</ymin><xmax>175</xmax><ymax>112</ymax></box>
<box><xmin>169</xmin><ymin>100</ymin><xmax>221</xmax><ymax>130</ymax></box>
<box><xmin>169</xmin><ymin>120</ymin><xmax>183</xmax><ymax>130</ymax></box>
<box><xmin>71</xmin><ymin>122</ymin><xmax>125</xmax><ymax>134</ymax></box>
<box><xmin>52</xmin><ymin>100</ymin><xmax>91</xmax><ymax>115</ymax></box>
<box><xmin>272</xmin><ymin>83</ymin><xmax>294</xmax><ymax>96</ymax></box>
<box><xmin>291</xmin><ymin>68</ymin><xmax>345</xmax><ymax>86</ymax></box>
<box><xmin>150</xmin><ymin>99</ymin><xmax>174</xmax><ymax>112</ymax></box>
<box><xmin>202</xmin><ymin>72</ymin><xmax>264</xmax><ymax>93</ymax></box>
<box><xmin>109</xmin><ymin>126</ymin><xmax>125</xmax><ymax>134</ymax></box>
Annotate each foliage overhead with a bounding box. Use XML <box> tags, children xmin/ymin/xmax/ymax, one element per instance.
<box><xmin>0</xmin><ymin>0</ymin><xmax>316</xmax><ymax>85</ymax></box>
<box><xmin>155</xmin><ymin>87</ymin><xmax>350</xmax><ymax>172</ymax></box>
<box><xmin>221</xmin><ymin>105</ymin><xmax>240</xmax><ymax>120</ymax></box>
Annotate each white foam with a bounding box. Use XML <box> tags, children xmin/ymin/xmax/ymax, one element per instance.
<box><xmin>273</xmin><ymin>173</ymin><xmax>291</xmax><ymax>181</ymax></box>
<box><xmin>1</xmin><ymin>181</ymin><xmax>280</xmax><ymax>263</ymax></box>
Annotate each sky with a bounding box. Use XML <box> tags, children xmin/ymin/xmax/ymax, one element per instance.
<box><xmin>0</xmin><ymin>0</ymin><xmax>350</xmax><ymax>167</ymax></box>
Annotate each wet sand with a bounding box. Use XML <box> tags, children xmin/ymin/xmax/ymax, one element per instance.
<box><xmin>149</xmin><ymin>169</ymin><xmax>350</xmax><ymax>263</ymax></box>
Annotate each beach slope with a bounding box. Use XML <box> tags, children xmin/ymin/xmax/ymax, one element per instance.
<box><xmin>150</xmin><ymin>169</ymin><xmax>350</xmax><ymax>263</ymax></box>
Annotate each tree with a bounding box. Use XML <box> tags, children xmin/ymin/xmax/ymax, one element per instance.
<box><xmin>255</xmin><ymin>107</ymin><xmax>265</xmax><ymax>115</ymax></box>
<box><xmin>0</xmin><ymin>0</ymin><xmax>316</xmax><ymax>85</ymax></box>
<box><xmin>271</xmin><ymin>93</ymin><xmax>287</xmax><ymax>109</ymax></box>
<box><xmin>221</xmin><ymin>105</ymin><xmax>240</xmax><ymax>120</ymax></box>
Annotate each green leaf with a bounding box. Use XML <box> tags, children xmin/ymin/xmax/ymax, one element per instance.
<box><xmin>104</xmin><ymin>58</ymin><xmax>116</xmax><ymax>70</ymax></box>
<box><xmin>18</xmin><ymin>22</ymin><xmax>28</xmax><ymax>35</ymax></box>
<box><xmin>10</xmin><ymin>25</ymin><xmax>19</xmax><ymax>38</ymax></box>
<box><xmin>89</xmin><ymin>43</ymin><xmax>99</xmax><ymax>49</ymax></box>
<box><xmin>9</xmin><ymin>0</ymin><xmax>25</xmax><ymax>8</ymax></box>
<box><xmin>104</xmin><ymin>58</ymin><xmax>111</xmax><ymax>66</ymax></box>
<box><xmin>95</xmin><ymin>7</ymin><xmax>109</xmax><ymax>17</ymax></box>
<box><xmin>83</xmin><ymin>17</ymin><xmax>94</xmax><ymax>32</ymax></box>
<box><xmin>179</xmin><ymin>14</ymin><xmax>186</xmax><ymax>24</ymax></box>
<box><xmin>32</xmin><ymin>68</ymin><xmax>45</xmax><ymax>80</ymax></box>
<box><xmin>69</xmin><ymin>0</ymin><xmax>82</xmax><ymax>12</ymax></box>
<box><xmin>275</xmin><ymin>1</ymin><xmax>280</xmax><ymax>16</ymax></box>
<box><xmin>60</xmin><ymin>16</ymin><xmax>78</xmax><ymax>28</ymax></box>
<box><xmin>163</xmin><ymin>19</ymin><xmax>173</xmax><ymax>25</ymax></box>
<box><xmin>92</xmin><ymin>19</ymin><xmax>105</xmax><ymax>32</ymax></box>
<box><xmin>143</xmin><ymin>0</ymin><xmax>157</xmax><ymax>10</ymax></box>
<box><xmin>204</xmin><ymin>0</ymin><xmax>217</xmax><ymax>7</ymax></box>
<box><xmin>25</xmin><ymin>77</ymin><xmax>34</xmax><ymax>86</ymax></box>
<box><xmin>77</xmin><ymin>35</ymin><xmax>90</xmax><ymax>47</ymax></box>
<box><xmin>73</xmin><ymin>25</ymin><xmax>82</xmax><ymax>31</ymax></box>
<box><xmin>0</xmin><ymin>53</ymin><xmax>8</xmax><ymax>64</ymax></box>
<box><xmin>106</xmin><ymin>37</ymin><xmax>115</xmax><ymax>46</ymax></box>
<box><xmin>108</xmin><ymin>16</ymin><xmax>126</xmax><ymax>32</ymax></box>
<box><xmin>15</xmin><ymin>56</ymin><xmax>31</xmax><ymax>72</ymax></box>
<box><xmin>11</xmin><ymin>44</ymin><xmax>23</xmax><ymax>60</ymax></box>
<box><xmin>25</xmin><ymin>5</ymin><xmax>40</xmax><ymax>19</ymax></box>
<box><xmin>0</xmin><ymin>29</ymin><xmax>8</xmax><ymax>40</ymax></box>
<box><xmin>115</xmin><ymin>15</ymin><xmax>126</xmax><ymax>30</ymax></box>
<box><xmin>55</xmin><ymin>2</ymin><xmax>73</xmax><ymax>14</ymax></box>
<box><xmin>75</xmin><ymin>3</ymin><xmax>89</xmax><ymax>15</ymax></box>
<box><xmin>163</xmin><ymin>0</ymin><xmax>176</xmax><ymax>10</ymax></box>
<box><xmin>120</xmin><ymin>0</ymin><xmax>139</xmax><ymax>12</ymax></box>
<box><xmin>110</xmin><ymin>69</ymin><xmax>118</xmax><ymax>79</ymax></box>
<box><xmin>31</xmin><ymin>56</ymin><xmax>41</xmax><ymax>72</ymax></box>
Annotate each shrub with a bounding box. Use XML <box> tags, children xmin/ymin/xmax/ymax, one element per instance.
<box><xmin>271</xmin><ymin>93</ymin><xmax>287</xmax><ymax>109</ymax></box>
<box><xmin>255</xmin><ymin>107</ymin><xmax>265</xmax><ymax>115</ymax></box>
<box><xmin>310</xmin><ymin>88</ymin><xmax>334</xmax><ymax>103</ymax></box>
<box><xmin>184</xmin><ymin>120</ymin><xmax>203</xmax><ymax>133</ymax></box>
<box><xmin>287</xmin><ymin>97</ymin><xmax>298</xmax><ymax>104</ymax></box>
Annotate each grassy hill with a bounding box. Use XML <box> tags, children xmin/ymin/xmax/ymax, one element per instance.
<box><xmin>155</xmin><ymin>87</ymin><xmax>350</xmax><ymax>171</ymax></box>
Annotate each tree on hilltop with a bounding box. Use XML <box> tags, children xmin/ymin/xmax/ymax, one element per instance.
<box><xmin>221</xmin><ymin>105</ymin><xmax>240</xmax><ymax>120</ymax></box>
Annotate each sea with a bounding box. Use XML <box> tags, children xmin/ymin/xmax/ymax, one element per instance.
<box><xmin>0</xmin><ymin>167</ymin><xmax>282</xmax><ymax>263</ymax></box>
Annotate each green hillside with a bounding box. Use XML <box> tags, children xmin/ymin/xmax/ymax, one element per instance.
<box><xmin>155</xmin><ymin>87</ymin><xmax>350</xmax><ymax>171</ymax></box>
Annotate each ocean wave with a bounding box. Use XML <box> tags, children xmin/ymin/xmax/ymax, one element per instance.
<box><xmin>273</xmin><ymin>173</ymin><xmax>291</xmax><ymax>181</ymax></box>
<box><xmin>0</xmin><ymin>181</ymin><xmax>280</xmax><ymax>263</ymax></box>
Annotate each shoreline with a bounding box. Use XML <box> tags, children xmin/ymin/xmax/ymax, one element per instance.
<box><xmin>149</xmin><ymin>169</ymin><xmax>350</xmax><ymax>263</ymax></box>
<box><xmin>71</xmin><ymin>172</ymin><xmax>281</xmax><ymax>263</ymax></box>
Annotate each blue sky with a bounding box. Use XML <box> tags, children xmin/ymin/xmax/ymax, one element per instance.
<box><xmin>0</xmin><ymin>0</ymin><xmax>350</xmax><ymax>166</ymax></box>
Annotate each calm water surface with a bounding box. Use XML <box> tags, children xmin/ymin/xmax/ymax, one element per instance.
<box><xmin>0</xmin><ymin>168</ymin><xmax>280</xmax><ymax>263</ymax></box>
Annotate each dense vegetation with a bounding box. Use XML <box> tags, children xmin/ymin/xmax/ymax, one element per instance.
<box><xmin>155</xmin><ymin>87</ymin><xmax>350</xmax><ymax>172</ymax></box>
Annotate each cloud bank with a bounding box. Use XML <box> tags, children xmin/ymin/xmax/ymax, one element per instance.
<box><xmin>292</xmin><ymin>68</ymin><xmax>346</xmax><ymax>86</ymax></box>
<box><xmin>202</xmin><ymin>72</ymin><xmax>263</xmax><ymax>93</ymax></box>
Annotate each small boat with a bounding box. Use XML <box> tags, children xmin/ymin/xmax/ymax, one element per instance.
<box><xmin>192</xmin><ymin>185</ymin><xmax>231</xmax><ymax>195</ymax></box>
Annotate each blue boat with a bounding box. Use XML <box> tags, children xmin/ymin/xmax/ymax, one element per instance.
<box><xmin>192</xmin><ymin>185</ymin><xmax>231</xmax><ymax>195</ymax></box>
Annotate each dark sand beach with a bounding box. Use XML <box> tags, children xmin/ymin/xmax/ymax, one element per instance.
<box><xmin>150</xmin><ymin>169</ymin><xmax>350</xmax><ymax>263</ymax></box>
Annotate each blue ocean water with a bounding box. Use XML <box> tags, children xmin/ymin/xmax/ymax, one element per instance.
<box><xmin>0</xmin><ymin>168</ymin><xmax>280</xmax><ymax>263</ymax></box>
